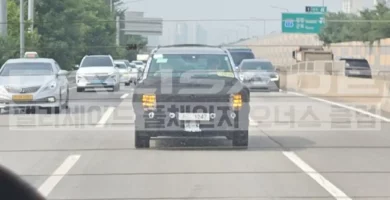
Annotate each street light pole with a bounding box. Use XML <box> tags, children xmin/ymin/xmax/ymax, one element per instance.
<box><xmin>28</xmin><ymin>0</ymin><xmax>34</xmax><ymax>31</ymax></box>
<box><xmin>0</xmin><ymin>0</ymin><xmax>7</xmax><ymax>37</ymax></box>
<box><xmin>20</xmin><ymin>0</ymin><xmax>25</xmax><ymax>57</ymax></box>
<box><xmin>116</xmin><ymin>16</ymin><xmax>120</xmax><ymax>45</ymax></box>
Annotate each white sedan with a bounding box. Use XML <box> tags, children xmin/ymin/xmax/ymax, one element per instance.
<box><xmin>114</xmin><ymin>60</ymin><xmax>138</xmax><ymax>86</ymax></box>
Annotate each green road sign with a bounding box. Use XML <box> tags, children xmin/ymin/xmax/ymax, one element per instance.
<box><xmin>305</xmin><ymin>6</ymin><xmax>327</xmax><ymax>13</ymax></box>
<box><xmin>282</xmin><ymin>13</ymin><xmax>325</xmax><ymax>34</ymax></box>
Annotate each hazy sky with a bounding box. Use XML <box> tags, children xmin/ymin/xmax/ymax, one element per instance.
<box><xmin>123</xmin><ymin>0</ymin><xmax>375</xmax><ymax>44</ymax></box>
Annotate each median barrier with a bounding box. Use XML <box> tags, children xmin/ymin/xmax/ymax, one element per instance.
<box><xmin>66</xmin><ymin>70</ymin><xmax>76</xmax><ymax>83</ymax></box>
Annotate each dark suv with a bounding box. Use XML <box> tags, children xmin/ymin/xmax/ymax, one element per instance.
<box><xmin>132</xmin><ymin>44</ymin><xmax>251</xmax><ymax>148</ymax></box>
<box><xmin>226</xmin><ymin>47</ymin><xmax>255</xmax><ymax>68</ymax></box>
<box><xmin>340</xmin><ymin>57</ymin><xmax>372</xmax><ymax>79</ymax></box>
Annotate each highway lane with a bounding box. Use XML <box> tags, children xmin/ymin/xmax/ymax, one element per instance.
<box><xmin>0</xmin><ymin>89</ymin><xmax>390</xmax><ymax>199</ymax></box>
<box><xmin>0</xmin><ymin>83</ymin><xmax>135</xmax><ymax>190</ymax></box>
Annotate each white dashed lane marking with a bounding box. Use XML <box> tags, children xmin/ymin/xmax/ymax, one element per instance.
<box><xmin>38</xmin><ymin>155</ymin><xmax>81</xmax><ymax>197</ymax></box>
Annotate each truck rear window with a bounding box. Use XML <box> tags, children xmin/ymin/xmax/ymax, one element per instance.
<box><xmin>230</xmin><ymin>51</ymin><xmax>255</xmax><ymax>66</ymax></box>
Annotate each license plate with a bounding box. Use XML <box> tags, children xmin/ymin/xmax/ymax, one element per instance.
<box><xmin>178</xmin><ymin>113</ymin><xmax>210</xmax><ymax>121</ymax></box>
<box><xmin>252</xmin><ymin>81</ymin><xmax>265</xmax><ymax>85</ymax></box>
<box><xmin>92</xmin><ymin>79</ymin><xmax>103</xmax><ymax>84</ymax></box>
<box><xmin>184</xmin><ymin>121</ymin><xmax>201</xmax><ymax>132</ymax></box>
<box><xmin>12</xmin><ymin>94</ymin><xmax>33</xmax><ymax>101</ymax></box>
<box><xmin>349</xmin><ymin>70</ymin><xmax>361</xmax><ymax>75</ymax></box>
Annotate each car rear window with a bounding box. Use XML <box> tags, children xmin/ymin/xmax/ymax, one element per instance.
<box><xmin>81</xmin><ymin>56</ymin><xmax>113</xmax><ymax>67</ymax></box>
<box><xmin>343</xmin><ymin>59</ymin><xmax>370</xmax><ymax>68</ymax></box>
<box><xmin>148</xmin><ymin>54</ymin><xmax>233</xmax><ymax>77</ymax></box>
<box><xmin>241</xmin><ymin>61</ymin><xmax>275</xmax><ymax>71</ymax></box>
<box><xmin>115</xmin><ymin>62</ymin><xmax>127</xmax><ymax>69</ymax></box>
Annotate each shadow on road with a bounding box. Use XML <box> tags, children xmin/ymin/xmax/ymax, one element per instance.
<box><xmin>152</xmin><ymin>134</ymin><xmax>316</xmax><ymax>151</ymax></box>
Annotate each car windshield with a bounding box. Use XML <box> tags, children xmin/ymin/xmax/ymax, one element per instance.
<box><xmin>0</xmin><ymin>63</ymin><xmax>53</xmax><ymax>76</ymax></box>
<box><xmin>123</xmin><ymin>61</ymin><xmax>132</xmax><ymax>67</ymax></box>
<box><xmin>147</xmin><ymin>54</ymin><xmax>233</xmax><ymax>78</ymax></box>
<box><xmin>80</xmin><ymin>56</ymin><xmax>113</xmax><ymax>67</ymax></box>
<box><xmin>343</xmin><ymin>59</ymin><xmax>370</xmax><ymax>68</ymax></box>
<box><xmin>241</xmin><ymin>61</ymin><xmax>275</xmax><ymax>72</ymax></box>
<box><xmin>229</xmin><ymin>51</ymin><xmax>255</xmax><ymax>66</ymax></box>
<box><xmin>115</xmin><ymin>62</ymin><xmax>127</xmax><ymax>69</ymax></box>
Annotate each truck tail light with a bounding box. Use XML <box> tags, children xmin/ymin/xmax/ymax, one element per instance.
<box><xmin>231</xmin><ymin>94</ymin><xmax>242</xmax><ymax>110</ymax></box>
<box><xmin>142</xmin><ymin>94</ymin><xmax>156</xmax><ymax>110</ymax></box>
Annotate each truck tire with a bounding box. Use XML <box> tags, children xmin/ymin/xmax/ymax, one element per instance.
<box><xmin>232</xmin><ymin>130</ymin><xmax>248</xmax><ymax>148</ymax></box>
<box><xmin>135</xmin><ymin>130</ymin><xmax>150</xmax><ymax>148</ymax></box>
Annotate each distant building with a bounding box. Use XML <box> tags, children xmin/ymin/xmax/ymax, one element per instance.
<box><xmin>341</xmin><ymin>0</ymin><xmax>364</xmax><ymax>13</ymax></box>
<box><xmin>124</xmin><ymin>11</ymin><xmax>144</xmax><ymax>19</ymax></box>
<box><xmin>175</xmin><ymin>23</ymin><xmax>188</xmax><ymax>44</ymax></box>
<box><xmin>374</xmin><ymin>0</ymin><xmax>390</xmax><ymax>6</ymax></box>
<box><xmin>147</xmin><ymin>36</ymin><xmax>160</xmax><ymax>48</ymax></box>
<box><xmin>195</xmin><ymin>24</ymin><xmax>207</xmax><ymax>44</ymax></box>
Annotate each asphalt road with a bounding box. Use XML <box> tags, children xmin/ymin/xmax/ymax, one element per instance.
<box><xmin>1</xmin><ymin>83</ymin><xmax>390</xmax><ymax>200</ymax></box>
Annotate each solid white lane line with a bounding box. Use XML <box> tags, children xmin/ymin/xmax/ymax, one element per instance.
<box><xmin>96</xmin><ymin>107</ymin><xmax>116</xmax><ymax>128</ymax></box>
<box><xmin>120</xmin><ymin>93</ymin><xmax>129</xmax><ymax>99</ymax></box>
<box><xmin>38</xmin><ymin>155</ymin><xmax>80</xmax><ymax>197</ymax></box>
<box><xmin>283</xmin><ymin>151</ymin><xmax>352</xmax><ymax>200</ymax></box>
<box><xmin>287</xmin><ymin>91</ymin><xmax>390</xmax><ymax>122</ymax></box>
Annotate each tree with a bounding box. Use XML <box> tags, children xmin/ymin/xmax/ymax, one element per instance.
<box><xmin>0</xmin><ymin>0</ymin><xmax>40</xmax><ymax>65</ymax></box>
<box><xmin>318</xmin><ymin>2</ymin><xmax>390</xmax><ymax>44</ymax></box>
<box><xmin>1</xmin><ymin>0</ymin><xmax>133</xmax><ymax>67</ymax></box>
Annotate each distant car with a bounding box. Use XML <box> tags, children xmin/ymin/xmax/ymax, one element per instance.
<box><xmin>132</xmin><ymin>63</ymin><xmax>144</xmax><ymax>82</ymax></box>
<box><xmin>238</xmin><ymin>59</ymin><xmax>280</xmax><ymax>92</ymax></box>
<box><xmin>226</xmin><ymin>47</ymin><xmax>255</xmax><ymax>68</ymax></box>
<box><xmin>132</xmin><ymin>44</ymin><xmax>250</xmax><ymax>148</ymax></box>
<box><xmin>132</xmin><ymin>60</ymin><xmax>145</xmax><ymax>71</ymax></box>
<box><xmin>339</xmin><ymin>57</ymin><xmax>372</xmax><ymax>79</ymax></box>
<box><xmin>0</xmin><ymin>58</ymin><xmax>69</xmax><ymax>114</ymax></box>
<box><xmin>75</xmin><ymin>55</ymin><xmax>121</xmax><ymax>92</ymax></box>
<box><xmin>114</xmin><ymin>60</ymin><xmax>138</xmax><ymax>86</ymax></box>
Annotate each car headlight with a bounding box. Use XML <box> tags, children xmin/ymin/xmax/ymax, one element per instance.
<box><xmin>239</xmin><ymin>74</ymin><xmax>245</xmax><ymax>80</ymax></box>
<box><xmin>76</xmin><ymin>73</ymin><xmax>84</xmax><ymax>79</ymax></box>
<box><xmin>0</xmin><ymin>86</ymin><xmax>7</xmax><ymax>94</ymax></box>
<box><xmin>271</xmin><ymin>74</ymin><xmax>279</xmax><ymax>81</ymax></box>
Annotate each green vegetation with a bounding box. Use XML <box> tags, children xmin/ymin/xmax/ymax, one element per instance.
<box><xmin>318</xmin><ymin>2</ymin><xmax>390</xmax><ymax>44</ymax></box>
<box><xmin>0</xmin><ymin>0</ymin><xmax>148</xmax><ymax>69</ymax></box>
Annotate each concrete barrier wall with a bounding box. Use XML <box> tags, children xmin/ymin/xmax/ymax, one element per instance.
<box><xmin>280</xmin><ymin>61</ymin><xmax>390</xmax><ymax>114</ymax></box>
<box><xmin>237</xmin><ymin>34</ymin><xmax>390</xmax><ymax>80</ymax></box>
<box><xmin>236</xmin><ymin>33</ymin><xmax>323</xmax><ymax>66</ymax></box>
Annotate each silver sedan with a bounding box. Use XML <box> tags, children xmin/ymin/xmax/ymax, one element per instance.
<box><xmin>238</xmin><ymin>59</ymin><xmax>280</xmax><ymax>92</ymax></box>
<box><xmin>0</xmin><ymin>58</ymin><xmax>70</xmax><ymax>114</ymax></box>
